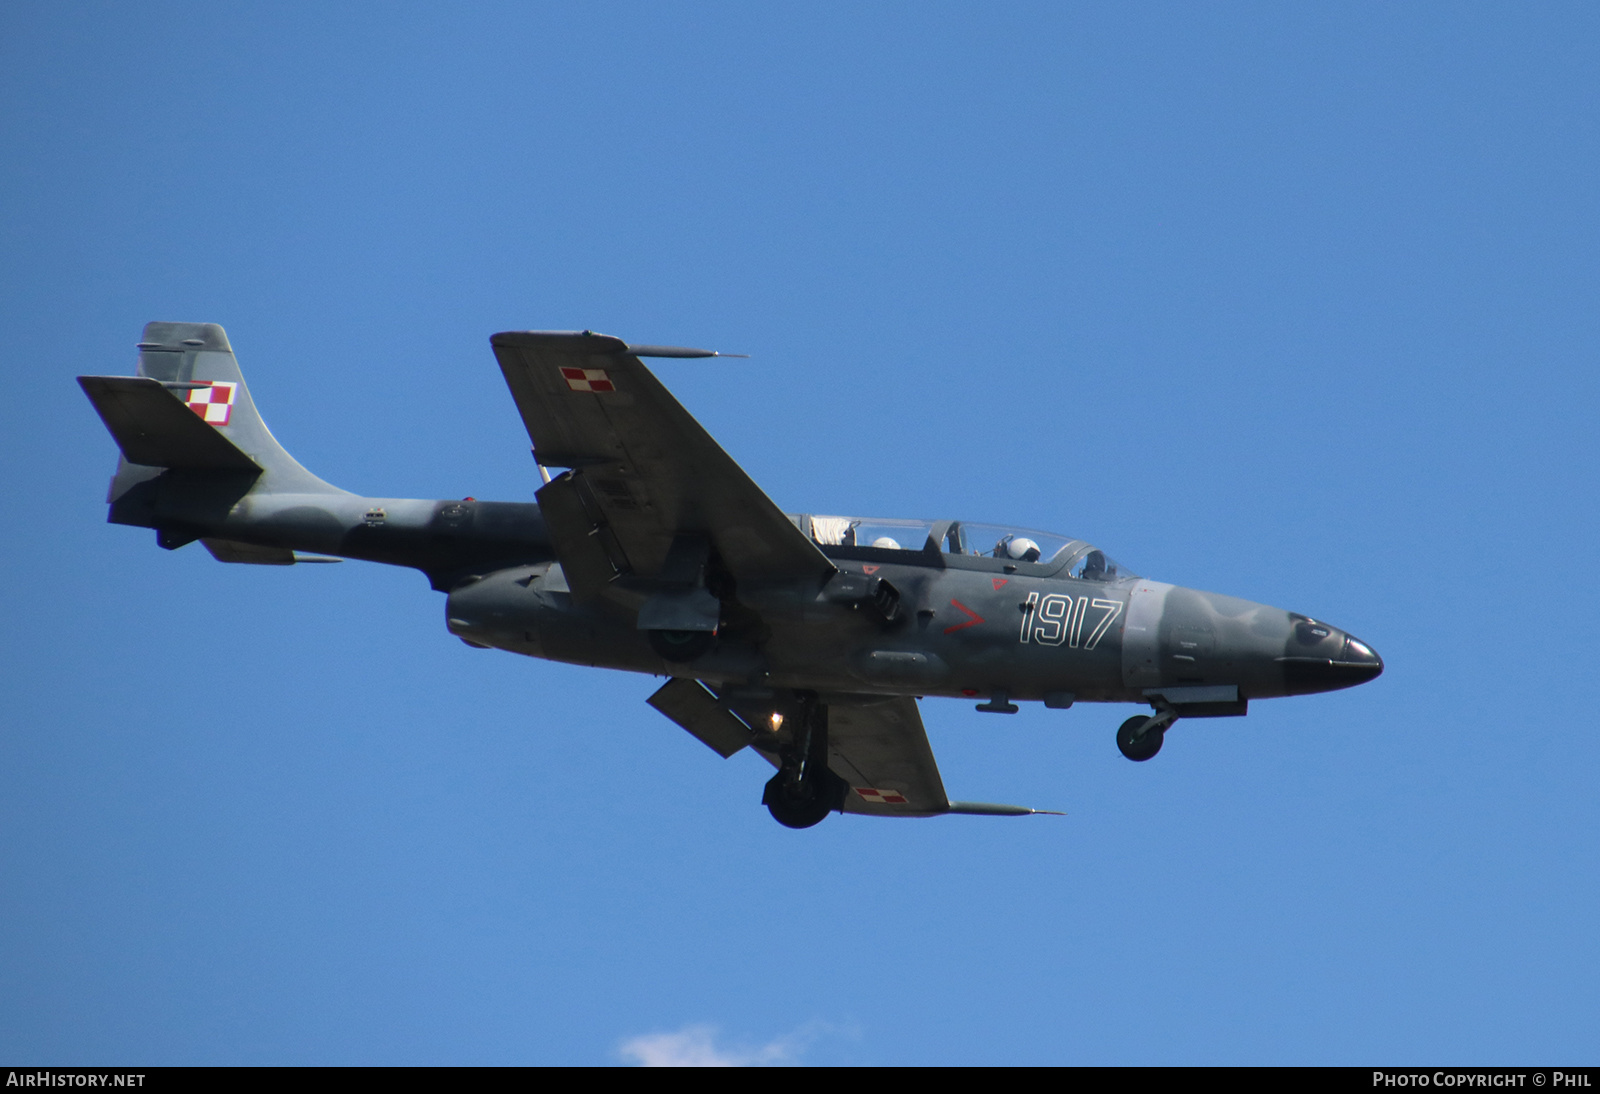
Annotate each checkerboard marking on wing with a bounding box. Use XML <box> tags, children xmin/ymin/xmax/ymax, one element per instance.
<box><xmin>559</xmin><ymin>367</ymin><xmax>615</xmax><ymax>393</ymax></box>
<box><xmin>184</xmin><ymin>381</ymin><xmax>236</xmax><ymax>425</ymax></box>
<box><xmin>855</xmin><ymin>787</ymin><xmax>910</xmax><ymax>805</ymax></box>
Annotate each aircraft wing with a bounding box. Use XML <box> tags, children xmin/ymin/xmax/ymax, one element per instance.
<box><xmin>827</xmin><ymin>697</ymin><xmax>951</xmax><ymax>817</ymax></box>
<box><xmin>728</xmin><ymin>693</ymin><xmax>1051</xmax><ymax>819</ymax></box>
<box><xmin>491</xmin><ymin>331</ymin><xmax>835</xmax><ymax>600</ymax></box>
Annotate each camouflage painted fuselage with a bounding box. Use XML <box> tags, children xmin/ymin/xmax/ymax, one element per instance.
<box><xmin>105</xmin><ymin>471</ymin><xmax>1382</xmax><ymax>710</ymax></box>
<box><xmin>438</xmin><ymin>512</ymin><xmax>1381</xmax><ymax>709</ymax></box>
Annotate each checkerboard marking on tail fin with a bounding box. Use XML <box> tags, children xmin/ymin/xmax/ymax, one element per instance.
<box><xmin>184</xmin><ymin>381</ymin><xmax>236</xmax><ymax>425</ymax></box>
<box><xmin>559</xmin><ymin>367</ymin><xmax>615</xmax><ymax>393</ymax></box>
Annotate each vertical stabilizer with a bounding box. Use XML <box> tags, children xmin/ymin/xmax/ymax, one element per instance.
<box><xmin>117</xmin><ymin>322</ymin><xmax>344</xmax><ymax>496</ymax></box>
<box><xmin>80</xmin><ymin>322</ymin><xmax>353</xmax><ymax>548</ymax></box>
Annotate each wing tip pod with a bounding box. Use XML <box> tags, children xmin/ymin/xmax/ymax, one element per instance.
<box><xmin>944</xmin><ymin>801</ymin><xmax>1066</xmax><ymax>817</ymax></box>
<box><xmin>626</xmin><ymin>345</ymin><xmax>749</xmax><ymax>359</ymax></box>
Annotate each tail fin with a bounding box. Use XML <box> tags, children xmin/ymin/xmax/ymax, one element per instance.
<box><xmin>80</xmin><ymin>321</ymin><xmax>350</xmax><ymax>545</ymax></box>
<box><xmin>82</xmin><ymin>321</ymin><xmax>344</xmax><ymax>493</ymax></box>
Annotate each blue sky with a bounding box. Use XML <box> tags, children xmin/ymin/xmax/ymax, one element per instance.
<box><xmin>2</xmin><ymin>2</ymin><xmax>1596</xmax><ymax>1065</ymax></box>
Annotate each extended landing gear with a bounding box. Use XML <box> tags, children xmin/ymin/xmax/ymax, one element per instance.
<box><xmin>762</xmin><ymin>695</ymin><xmax>847</xmax><ymax>829</ymax></box>
<box><xmin>764</xmin><ymin>769</ymin><xmax>846</xmax><ymax>829</ymax></box>
<box><xmin>1116</xmin><ymin>709</ymin><xmax>1179</xmax><ymax>762</ymax></box>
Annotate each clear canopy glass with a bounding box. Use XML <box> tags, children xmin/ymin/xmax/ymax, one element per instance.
<box><xmin>942</xmin><ymin>521</ymin><xmax>1076</xmax><ymax>563</ymax></box>
<box><xmin>805</xmin><ymin>515</ymin><xmax>1133</xmax><ymax>579</ymax></box>
<box><xmin>807</xmin><ymin>516</ymin><xmax>937</xmax><ymax>552</ymax></box>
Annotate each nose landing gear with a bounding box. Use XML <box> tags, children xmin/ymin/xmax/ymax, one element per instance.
<box><xmin>1116</xmin><ymin>707</ymin><xmax>1179</xmax><ymax>762</ymax></box>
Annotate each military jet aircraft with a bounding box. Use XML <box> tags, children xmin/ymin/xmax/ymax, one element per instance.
<box><xmin>80</xmin><ymin>322</ymin><xmax>1383</xmax><ymax>828</ymax></box>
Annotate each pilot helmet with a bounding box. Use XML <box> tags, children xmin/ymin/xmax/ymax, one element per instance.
<box><xmin>1006</xmin><ymin>536</ymin><xmax>1041</xmax><ymax>562</ymax></box>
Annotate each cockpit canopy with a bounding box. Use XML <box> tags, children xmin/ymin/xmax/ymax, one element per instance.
<box><xmin>803</xmin><ymin>515</ymin><xmax>1133</xmax><ymax>581</ymax></box>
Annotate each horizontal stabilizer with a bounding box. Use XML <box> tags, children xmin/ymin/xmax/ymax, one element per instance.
<box><xmin>201</xmin><ymin>539</ymin><xmax>343</xmax><ymax>566</ymax></box>
<box><xmin>78</xmin><ymin>376</ymin><xmax>260</xmax><ymax>472</ymax></box>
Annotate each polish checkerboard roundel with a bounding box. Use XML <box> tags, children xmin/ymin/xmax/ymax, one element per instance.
<box><xmin>184</xmin><ymin>381</ymin><xmax>237</xmax><ymax>425</ymax></box>
<box><xmin>560</xmin><ymin>367</ymin><xmax>615</xmax><ymax>393</ymax></box>
<box><xmin>855</xmin><ymin>787</ymin><xmax>910</xmax><ymax>805</ymax></box>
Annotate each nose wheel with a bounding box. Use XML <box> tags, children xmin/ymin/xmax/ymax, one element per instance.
<box><xmin>1116</xmin><ymin>709</ymin><xmax>1177</xmax><ymax>762</ymax></box>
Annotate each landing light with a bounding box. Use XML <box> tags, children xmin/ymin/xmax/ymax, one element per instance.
<box><xmin>769</xmin><ymin>712</ymin><xmax>784</xmax><ymax>731</ymax></box>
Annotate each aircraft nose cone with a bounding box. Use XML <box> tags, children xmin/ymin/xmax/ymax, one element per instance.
<box><xmin>1277</xmin><ymin>619</ymin><xmax>1384</xmax><ymax>694</ymax></box>
<box><xmin>1341</xmin><ymin>635</ymin><xmax>1384</xmax><ymax>681</ymax></box>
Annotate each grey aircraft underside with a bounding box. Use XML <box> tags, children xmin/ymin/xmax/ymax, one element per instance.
<box><xmin>80</xmin><ymin>322</ymin><xmax>1384</xmax><ymax>828</ymax></box>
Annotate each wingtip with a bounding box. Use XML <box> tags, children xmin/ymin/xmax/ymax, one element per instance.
<box><xmin>486</xmin><ymin>332</ymin><xmax>752</xmax><ymax>359</ymax></box>
<box><xmin>490</xmin><ymin>330</ymin><xmax>630</xmax><ymax>352</ymax></box>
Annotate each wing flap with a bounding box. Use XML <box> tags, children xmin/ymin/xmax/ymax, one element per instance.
<box><xmin>533</xmin><ymin>471</ymin><xmax>631</xmax><ymax>602</ymax></box>
<box><xmin>647</xmin><ymin>678</ymin><xmax>754</xmax><ymax>758</ymax></box>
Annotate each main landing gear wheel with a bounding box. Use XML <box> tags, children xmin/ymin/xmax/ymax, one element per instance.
<box><xmin>763</xmin><ymin>769</ymin><xmax>846</xmax><ymax>829</ymax></box>
<box><xmin>762</xmin><ymin>693</ymin><xmax>847</xmax><ymax>829</ymax></box>
<box><xmin>647</xmin><ymin>628</ymin><xmax>713</xmax><ymax>662</ymax></box>
<box><xmin>1117</xmin><ymin>715</ymin><xmax>1165</xmax><ymax>762</ymax></box>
